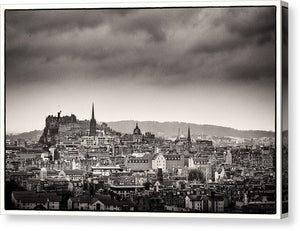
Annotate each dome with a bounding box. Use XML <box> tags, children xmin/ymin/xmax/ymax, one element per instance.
<box><xmin>133</xmin><ymin>123</ymin><xmax>141</xmax><ymax>135</ymax></box>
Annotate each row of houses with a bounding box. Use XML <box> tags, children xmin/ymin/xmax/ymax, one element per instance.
<box><xmin>11</xmin><ymin>191</ymin><xmax>135</xmax><ymax>211</ymax></box>
<box><xmin>68</xmin><ymin>194</ymin><xmax>134</xmax><ymax>211</ymax></box>
<box><xmin>11</xmin><ymin>190</ymin><xmax>224</xmax><ymax>212</ymax></box>
<box><xmin>11</xmin><ymin>191</ymin><xmax>61</xmax><ymax>210</ymax></box>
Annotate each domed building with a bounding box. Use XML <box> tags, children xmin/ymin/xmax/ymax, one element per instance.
<box><xmin>133</xmin><ymin>123</ymin><xmax>142</xmax><ymax>143</ymax></box>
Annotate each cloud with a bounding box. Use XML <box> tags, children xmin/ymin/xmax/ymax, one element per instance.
<box><xmin>5</xmin><ymin>7</ymin><xmax>276</xmax><ymax>89</ymax></box>
<box><xmin>6</xmin><ymin>10</ymin><xmax>129</xmax><ymax>34</ymax></box>
<box><xmin>189</xmin><ymin>7</ymin><xmax>275</xmax><ymax>54</ymax></box>
<box><xmin>219</xmin><ymin>7</ymin><xmax>276</xmax><ymax>38</ymax></box>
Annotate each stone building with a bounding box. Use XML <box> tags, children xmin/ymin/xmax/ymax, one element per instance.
<box><xmin>125</xmin><ymin>154</ymin><xmax>152</xmax><ymax>171</ymax></box>
<box><xmin>133</xmin><ymin>123</ymin><xmax>142</xmax><ymax>143</ymax></box>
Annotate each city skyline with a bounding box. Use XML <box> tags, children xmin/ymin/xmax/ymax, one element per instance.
<box><xmin>6</xmin><ymin>7</ymin><xmax>276</xmax><ymax>133</ymax></box>
<box><xmin>6</xmin><ymin>107</ymin><xmax>276</xmax><ymax>135</ymax></box>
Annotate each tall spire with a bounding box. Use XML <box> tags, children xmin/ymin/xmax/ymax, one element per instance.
<box><xmin>187</xmin><ymin>126</ymin><xmax>191</xmax><ymax>143</ymax></box>
<box><xmin>92</xmin><ymin>103</ymin><xmax>95</xmax><ymax>120</ymax></box>
<box><xmin>90</xmin><ymin>103</ymin><xmax>96</xmax><ymax>136</ymax></box>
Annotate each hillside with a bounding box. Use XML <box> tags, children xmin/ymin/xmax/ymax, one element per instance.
<box><xmin>6</xmin><ymin>130</ymin><xmax>43</xmax><ymax>141</ymax></box>
<box><xmin>106</xmin><ymin>120</ymin><xmax>274</xmax><ymax>139</ymax></box>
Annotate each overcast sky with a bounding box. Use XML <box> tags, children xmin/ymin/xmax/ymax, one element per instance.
<box><xmin>5</xmin><ymin>7</ymin><xmax>276</xmax><ymax>133</ymax></box>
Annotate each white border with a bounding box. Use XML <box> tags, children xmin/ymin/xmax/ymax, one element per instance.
<box><xmin>0</xmin><ymin>0</ymin><xmax>285</xmax><ymax>219</ymax></box>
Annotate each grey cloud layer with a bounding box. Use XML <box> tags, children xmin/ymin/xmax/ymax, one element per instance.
<box><xmin>6</xmin><ymin>7</ymin><xmax>275</xmax><ymax>88</ymax></box>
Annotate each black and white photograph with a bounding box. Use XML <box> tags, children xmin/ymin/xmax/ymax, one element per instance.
<box><xmin>0</xmin><ymin>0</ymin><xmax>289</xmax><ymax>219</ymax></box>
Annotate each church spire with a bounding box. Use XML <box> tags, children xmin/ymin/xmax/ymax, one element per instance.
<box><xmin>89</xmin><ymin>103</ymin><xmax>96</xmax><ymax>136</ymax></box>
<box><xmin>92</xmin><ymin>103</ymin><xmax>95</xmax><ymax>120</ymax></box>
<box><xmin>187</xmin><ymin>126</ymin><xmax>191</xmax><ymax>143</ymax></box>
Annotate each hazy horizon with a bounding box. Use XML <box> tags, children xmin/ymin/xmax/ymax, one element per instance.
<box><xmin>6</xmin><ymin>7</ymin><xmax>276</xmax><ymax>134</ymax></box>
<box><xmin>6</xmin><ymin>117</ymin><xmax>276</xmax><ymax>135</ymax></box>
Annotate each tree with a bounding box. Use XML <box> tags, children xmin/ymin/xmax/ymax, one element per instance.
<box><xmin>188</xmin><ymin>169</ymin><xmax>205</xmax><ymax>182</ymax></box>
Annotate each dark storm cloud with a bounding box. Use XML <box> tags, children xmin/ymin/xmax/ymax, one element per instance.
<box><xmin>6</xmin><ymin>7</ymin><xmax>276</xmax><ymax>88</ymax></box>
<box><xmin>113</xmin><ymin>11</ymin><xmax>168</xmax><ymax>42</ymax></box>
<box><xmin>190</xmin><ymin>7</ymin><xmax>275</xmax><ymax>54</ymax></box>
<box><xmin>6</xmin><ymin>10</ymin><xmax>127</xmax><ymax>34</ymax></box>
<box><xmin>214</xmin><ymin>7</ymin><xmax>275</xmax><ymax>37</ymax></box>
<box><xmin>186</xmin><ymin>7</ymin><xmax>275</xmax><ymax>85</ymax></box>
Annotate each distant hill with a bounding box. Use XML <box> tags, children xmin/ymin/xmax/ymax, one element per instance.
<box><xmin>107</xmin><ymin>120</ymin><xmax>275</xmax><ymax>139</ymax></box>
<box><xmin>7</xmin><ymin>120</ymin><xmax>275</xmax><ymax>141</ymax></box>
<box><xmin>6</xmin><ymin>130</ymin><xmax>43</xmax><ymax>141</ymax></box>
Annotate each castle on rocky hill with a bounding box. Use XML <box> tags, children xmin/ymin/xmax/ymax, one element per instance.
<box><xmin>38</xmin><ymin>104</ymin><xmax>119</xmax><ymax>149</ymax></box>
<box><xmin>39</xmin><ymin>111</ymin><xmax>77</xmax><ymax>146</ymax></box>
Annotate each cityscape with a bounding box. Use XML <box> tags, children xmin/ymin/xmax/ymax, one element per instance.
<box><xmin>4</xmin><ymin>7</ymin><xmax>280</xmax><ymax>215</ymax></box>
<box><xmin>5</xmin><ymin>104</ymin><xmax>276</xmax><ymax>214</ymax></box>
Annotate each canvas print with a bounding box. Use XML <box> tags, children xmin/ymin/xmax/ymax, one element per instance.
<box><xmin>2</xmin><ymin>3</ymin><xmax>285</xmax><ymax>216</ymax></box>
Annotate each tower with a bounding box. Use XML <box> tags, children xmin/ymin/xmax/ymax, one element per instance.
<box><xmin>187</xmin><ymin>126</ymin><xmax>191</xmax><ymax>143</ymax></box>
<box><xmin>89</xmin><ymin>103</ymin><xmax>97</xmax><ymax>136</ymax></box>
<box><xmin>133</xmin><ymin>122</ymin><xmax>142</xmax><ymax>143</ymax></box>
